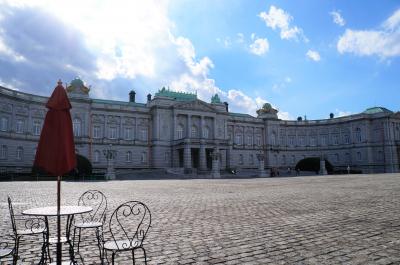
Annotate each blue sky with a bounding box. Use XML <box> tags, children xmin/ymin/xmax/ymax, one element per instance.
<box><xmin>0</xmin><ymin>0</ymin><xmax>399</xmax><ymax>120</ymax></box>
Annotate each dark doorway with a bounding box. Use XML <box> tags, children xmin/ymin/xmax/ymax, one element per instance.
<box><xmin>191</xmin><ymin>148</ymin><xmax>199</xmax><ymax>168</ymax></box>
<box><xmin>206</xmin><ymin>149</ymin><xmax>213</xmax><ymax>169</ymax></box>
<box><xmin>178</xmin><ymin>149</ymin><xmax>184</xmax><ymax>167</ymax></box>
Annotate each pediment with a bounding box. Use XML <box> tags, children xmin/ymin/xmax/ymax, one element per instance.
<box><xmin>174</xmin><ymin>100</ymin><xmax>216</xmax><ymax>113</ymax></box>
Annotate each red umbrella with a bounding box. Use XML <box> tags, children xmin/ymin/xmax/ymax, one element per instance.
<box><xmin>34</xmin><ymin>80</ymin><xmax>76</xmax><ymax>265</ymax></box>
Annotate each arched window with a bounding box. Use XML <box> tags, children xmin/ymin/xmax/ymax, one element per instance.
<box><xmin>235</xmin><ymin>134</ymin><xmax>243</xmax><ymax>145</ymax></box>
<box><xmin>355</xmin><ymin>128</ymin><xmax>362</xmax><ymax>143</ymax></box>
<box><xmin>126</xmin><ymin>151</ymin><xmax>132</xmax><ymax>162</ymax></box>
<box><xmin>141</xmin><ymin>151</ymin><xmax>147</xmax><ymax>163</ymax></box>
<box><xmin>191</xmin><ymin>125</ymin><xmax>198</xmax><ymax>138</ymax></box>
<box><xmin>73</xmin><ymin>118</ymin><xmax>81</xmax><ymax>137</ymax></box>
<box><xmin>16</xmin><ymin>146</ymin><xmax>23</xmax><ymax>160</ymax></box>
<box><xmin>1</xmin><ymin>145</ymin><xmax>7</xmax><ymax>159</ymax></box>
<box><xmin>203</xmin><ymin>126</ymin><xmax>210</xmax><ymax>139</ymax></box>
<box><xmin>94</xmin><ymin>150</ymin><xmax>100</xmax><ymax>163</ymax></box>
<box><xmin>177</xmin><ymin>124</ymin><xmax>184</xmax><ymax>139</ymax></box>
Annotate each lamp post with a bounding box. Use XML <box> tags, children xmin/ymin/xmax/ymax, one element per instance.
<box><xmin>103</xmin><ymin>144</ymin><xmax>116</xmax><ymax>180</ymax></box>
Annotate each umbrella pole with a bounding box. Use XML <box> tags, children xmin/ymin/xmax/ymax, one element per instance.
<box><xmin>57</xmin><ymin>175</ymin><xmax>62</xmax><ymax>265</ymax></box>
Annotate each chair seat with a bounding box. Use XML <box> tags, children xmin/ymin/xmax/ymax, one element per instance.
<box><xmin>49</xmin><ymin>237</ymin><xmax>68</xmax><ymax>244</ymax></box>
<box><xmin>103</xmin><ymin>239</ymin><xmax>141</xmax><ymax>250</ymax></box>
<box><xmin>74</xmin><ymin>221</ymin><xmax>103</xmax><ymax>228</ymax></box>
<box><xmin>17</xmin><ymin>227</ymin><xmax>46</xmax><ymax>235</ymax></box>
<box><xmin>0</xmin><ymin>248</ymin><xmax>12</xmax><ymax>258</ymax></box>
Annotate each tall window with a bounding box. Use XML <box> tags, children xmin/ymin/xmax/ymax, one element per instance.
<box><xmin>16</xmin><ymin>147</ymin><xmax>23</xmax><ymax>160</ymax></box>
<box><xmin>345</xmin><ymin>153</ymin><xmax>350</xmax><ymax>163</ymax></box>
<box><xmin>355</xmin><ymin>128</ymin><xmax>362</xmax><ymax>143</ymax></box>
<box><xmin>177</xmin><ymin>124</ymin><xmax>184</xmax><ymax>139</ymax></box>
<box><xmin>292</xmin><ymin>155</ymin><xmax>296</xmax><ymax>164</ymax></box>
<box><xmin>310</xmin><ymin>136</ymin><xmax>317</xmax><ymax>146</ymax></box>
<box><xmin>357</xmin><ymin>151</ymin><xmax>362</xmax><ymax>161</ymax></box>
<box><xmin>321</xmin><ymin>135</ymin><xmax>328</xmax><ymax>146</ymax></box>
<box><xmin>249</xmin><ymin>154</ymin><xmax>254</xmax><ymax>164</ymax></box>
<box><xmin>247</xmin><ymin>135</ymin><xmax>253</xmax><ymax>145</ymax></box>
<box><xmin>93</xmin><ymin>126</ymin><xmax>101</xmax><ymax>138</ymax></box>
<box><xmin>16</xmin><ymin>119</ymin><xmax>23</xmax><ymax>133</ymax></box>
<box><xmin>109</xmin><ymin>127</ymin><xmax>117</xmax><ymax>139</ymax></box>
<box><xmin>333</xmin><ymin>134</ymin><xmax>339</xmax><ymax>145</ymax></box>
<box><xmin>271</xmin><ymin>132</ymin><xmax>276</xmax><ymax>145</ymax></box>
<box><xmin>235</xmin><ymin>134</ymin><xmax>243</xmax><ymax>145</ymax></box>
<box><xmin>33</xmin><ymin>120</ymin><xmax>41</xmax><ymax>135</ymax></box>
<box><xmin>73</xmin><ymin>118</ymin><xmax>81</xmax><ymax>137</ymax></box>
<box><xmin>255</xmin><ymin>135</ymin><xmax>261</xmax><ymax>146</ymax></box>
<box><xmin>0</xmin><ymin>145</ymin><xmax>7</xmax><ymax>159</ymax></box>
<box><xmin>288</xmin><ymin>136</ymin><xmax>295</xmax><ymax>146</ymax></box>
<box><xmin>334</xmin><ymin>153</ymin><xmax>339</xmax><ymax>163</ymax></box>
<box><xmin>280</xmin><ymin>135</ymin><xmax>285</xmax><ymax>145</ymax></box>
<box><xmin>282</xmin><ymin>155</ymin><xmax>286</xmax><ymax>165</ymax></box>
<box><xmin>141</xmin><ymin>151</ymin><xmax>147</xmax><ymax>163</ymax></box>
<box><xmin>191</xmin><ymin>125</ymin><xmax>198</xmax><ymax>138</ymax></box>
<box><xmin>344</xmin><ymin>134</ymin><xmax>350</xmax><ymax>144</ymax></box>
<box><xmin>141</xmin><ymin>128</ymin><xmax>148</xmax><ymax>141</ymax></box>
<box><xmin>165</xmin><ymin>152</ymin><xmax>170</xmax><ymax>162</ymax></box>
<box><xmin>94</xmin><ymin>150</ymin><xmax>100</xmax><ymax>163</ymax></box>
<box><xmin>126</xmin><ymin>151</ymin><xmax>132</xmax><ymax>162</ymax></box>
<box><xmin>0</xmin><ymin>117</ymin><xmax>8</xmax><ymax>131</ymax></box>
<box><xmin>203</xmin><ymin>126</ymin><xmax>209</xmax><ymax>139</ymax></box>
<box><xmin>124</xmin><ymin>127</ymin><xmax>132</xmax><ymax>140</ymax></box>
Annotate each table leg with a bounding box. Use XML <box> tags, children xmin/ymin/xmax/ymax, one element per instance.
<box><xmin>39</xmin><ymin>216</ymin><xmax>50</xmax><ymax>265</ymax></box>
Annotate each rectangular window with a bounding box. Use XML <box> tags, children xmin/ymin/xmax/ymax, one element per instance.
<box><xmin>1</xmin><ymin>117</ymin><xmax>8</xmax><ymax>131</ymax></box>
<box><xmin>16</xmin><ymin>119</ymin><xmax>23</xmax><ymax>133</ymax></box>
<box><xmin>141</xmin><ymin>128</ymin><xmax>148</xmax><ymax>141</ymax></box>
<box><xmin>0</xmin><ymin>145</ymin><xmax>7</xmax><ymax>159</ymax></box>
<box><xmin>33</xmin><ymin>120</ymin><xmax>41</xmax><ymax>135</ymax></box>
<box><xmin>109</xmin><ymin>127</ymin><xmax>117</xmax><ymax>139</ymax></box>
<box><xmin>125</xmin><ymin>128</ymin><xmax>132</xmax><ymax>140</ymax></box>
<box><xmin>93</xmin><ymin>126</ymin><xmax>101</xmax><ymax>138</ymax></box>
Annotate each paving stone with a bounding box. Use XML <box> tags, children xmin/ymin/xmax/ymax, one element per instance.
<box><xmin>0</xmin><ymin>173</ymin><xmax>399</xmax><ymax>264</ymax></box>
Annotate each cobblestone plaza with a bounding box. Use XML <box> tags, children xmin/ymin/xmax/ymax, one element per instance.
<box><xmin>1</xmin><ymin>174</ymin><xmax>400</xmax><ymax>264</ymax></box>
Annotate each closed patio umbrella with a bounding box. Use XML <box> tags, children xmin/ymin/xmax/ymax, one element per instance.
<box><xmin>34</xmin><ymin>80</ymin><xmax>76</xmax><ymax>265</ymax></box>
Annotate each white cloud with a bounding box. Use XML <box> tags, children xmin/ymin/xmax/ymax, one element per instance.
<box><xmin>330</xmin><ymin>11</ymin><xmax>345</xmax><ymax>26</ymax></box>
<box><xmin>335</xmin><ymin>109</ymin><xmax>352</xmax><ymax>117</ymax></box>
<box><xmin>0</xmin><ymin>0</ymin><xmax>292</xmax><ymax>118</ymax></box>
<box><xmin>249</xmin><ymin>38</ymin><xmax>269</xmax><ymax>56</ymax></box>
<box><xmin>337</xmin><ymin>8</ymin><xmax>400</xmax><ymax>58</ymax></box>
<box><xmin>306</xmin><ymin>50</ymin><xmax>321</xmax><ymax>61</ymax></box>
<box><xmin>259</xmin><ymin>5</ymin><xmax>307</xmax><ymax>42</ymax></box>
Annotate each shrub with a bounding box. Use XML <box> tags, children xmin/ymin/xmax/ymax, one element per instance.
<box><xmin>295</xmin><ymin>157</ymin><xmax>333</xmax><ymax>173</ymax></box>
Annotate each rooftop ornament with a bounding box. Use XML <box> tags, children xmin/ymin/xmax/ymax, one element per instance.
<box><xmin>211</xmin><ymin>93</ymin><xmax>221</xmax><ymax>104</ymax></box>
<box><xmin>66</xmin><ymin>77</ymin><xmax>90</xmax><ymax>95</ymax></box>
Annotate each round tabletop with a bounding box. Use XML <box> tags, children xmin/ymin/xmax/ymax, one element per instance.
<box><xmin>22</xmin><ymin>206</ymin><xmax>92</xmax><ymax>216</ymax></box>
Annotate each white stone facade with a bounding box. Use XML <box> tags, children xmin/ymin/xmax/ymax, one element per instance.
<box><xmin>0</xmin><ymin>80</ymin><xmax>399</xmax><ymax>174</ymax></box>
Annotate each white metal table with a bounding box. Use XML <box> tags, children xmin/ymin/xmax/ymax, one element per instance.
<box><xmin>23</xmin><ymin>206</ymin><xmax>92</xmax><ymax>265</ymax></box>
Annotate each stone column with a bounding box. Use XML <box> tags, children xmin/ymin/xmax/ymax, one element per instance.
<box><xmin>319</xmin><ymin>155</ymin><xmax>327</xmax><ymax>175</ymax></box>
<box><xmin>257</xmin><ymin>153</ymin><xmax>267</xmax><ymax>178</ymax></box>
<box><xmin>187</xmin><ymin>115</ymin><xmax>191</xmax><ymax>138</ymax></box>
<box><xmin>200</xmin><ymin>116</ymin><xmax>205</xmax><ymax>138</ymax></box>
<box><xmin>226</xmin><ymin>141</ymin><xmax>233</xmax><ymax>170</ymax></box>
<box><xmin>184</xmin><ymin>139</ymin><xmax>192</xmax><ymax>173</ymax></box>
<box><xmin>199</xmin><ymin>139</ymin><xmax>207</xmax><ymax>172</ymax></box>
<box><xmin>210</xmin><ymin>147</ymin><xmax>221</xmax><ymax>178</ymax></box>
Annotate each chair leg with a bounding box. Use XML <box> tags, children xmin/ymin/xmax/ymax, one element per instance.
<box><xmin>77</xmin><ymin>228</ymin><xmax>82</xmax><ymax>253</ymax></box>
<box><xmin>142</xmin><ymin>247</ymin><xmax>147</xmax><ymax>265</ymax></box>
<box><xmin>131</xmin><ymin>249</ymin><xmax>135</xmax><ymax>265</ymax></box>
<box><xmin>111</xmin><ymin>252</ymin><xmax>116</xmax><ymax>265</ymax></box>
<box><xmin>95</xmin><ymin>228</ymin><xmax>103</xmax><ymax>264</ymax></box>
<box><xmin>12</xmin><ymin>236</ymin><xmax>20</xmax><ymax>265</ymax></box>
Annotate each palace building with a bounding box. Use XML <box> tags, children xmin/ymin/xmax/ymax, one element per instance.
<box><xmin>0</xmin><ymin>78</ymin><xmax>399</xmax><ymax>175</ymax></box>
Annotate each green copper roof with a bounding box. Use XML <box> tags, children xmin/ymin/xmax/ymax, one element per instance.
<box><xmin>229</xmin><ymin>112</ymin><xmax>253</xmax><ymax>118</ymax></box>
<box><xmin>92</xmin><ymin>98</ymin><xmax>146</xmax><ymax>107</ymax></box>
<box><xmin>70</xmin><ymin>77</ymin><xmax>84</xmax><ymax>87</ymax></box>
<box><xmin>362</xmin><ymin>107</ymin><xmax>392</xmax><ymax>115</ymax></box>
<box><xmin>155</xmin><ymin>87</ymin><xmax>197</xmax><ymax>101</ymax></box>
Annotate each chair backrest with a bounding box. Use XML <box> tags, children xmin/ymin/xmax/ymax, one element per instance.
<box><xmin>78</xmin><ymin>190</ymin><xmax>107</xmax><ymax>224</ymax></box>
<box><xmin>108</xmin><ymin>201</ymin><xmax>151</xmax><ymax>250</ymax></box>
<box><xmin>7</xmin><ymin>197</ymin><xmax>17</xmax><ymax>235</ymax></box>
